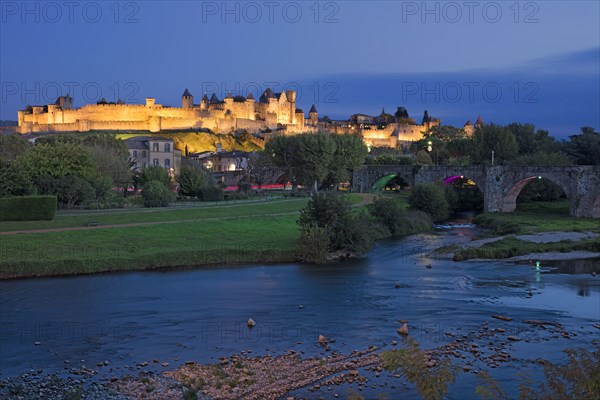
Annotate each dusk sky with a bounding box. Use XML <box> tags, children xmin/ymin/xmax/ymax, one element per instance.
<box><xmin>2</xmin><ymin>1</ymin><xmax>599</xmax><ymax>137</ymax></box>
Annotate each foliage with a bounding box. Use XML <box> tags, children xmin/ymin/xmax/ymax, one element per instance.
<box><xmin>471</xmin><ymin>124</ymin><xmax>518</xmax><ymax>164</ymax></box>
<box><xmin>266</xmin><ymin>132</ymin><xmax>367</xmax><ymax>190</ymax></box>
<box><xmin>17</xmin><ymin>142</ymin><xmax>96</xmax><ymax>182</ymax></box>
<box><xmin>296</xmin><ymin>133</ymin><xmax>336</xmax><ymax>190</ymax></box>
<box><xmin>0</xmin><ymin>134</ymin><xmax>31</xmax><ymax>161</ymax></box>
<box><xmin>446</xmin><ymin>138</ymin><xmax>473</xmax><ymax>158</ymax></box>
<box><xmin>409</xmin><ymin>184</ymin><xmax>449</xmax><ymax>222</ymax></box>
<box><xmin>474</xmin><ymin>371</ymin><xmax>508</xmax><ymax>400</ymax></box>
<box><xmin>563</xmin><ymin>127</ymin><xmax>600</xmax><ymax>165</ymax></box>
<box><xmin>177</xmin><ymin>167</ymin><xmax>208</xmax><ymax>197</ymax></box>
<box><xmin>424</xmin><ymin>125</ymin><xmax>467</xmax><ymax>141</ymax></box>
<box><xmin>246</xmin><ymin>151</ymin><xmax>277</xmax><ymax>189</ymax></box>
<box><xmin>198</xmin><ymin>186</ymin><xmax>224</xmax><ymax>202</ymax></box>
<box><xmin>298</xmin><ymin>192</ymin><xmax>377</xmax><ymax>255</ymax></box>
<box><xmin>136</xmin><ymin>166</ymin><xmax>172</xmax><ymax>188</ymax></box>
<box><xmin>298</xmin><ymin>225</ymin><xmax>331</xmax><ymax>264</ymax></box>
<box><xmin>142</xmin><ymin>180</ymin><xmax>174</xmax><ymax>207</ymax></box>
<box><xmin>35</xmin><ymin>174</ymin><xmax>95</xmax><ymax>209</ymax></box>
<box><xmin>0</xmin><ymin>159</ymin><xmax>32</xmax><ymax>197</ymax></box>
<box><xmin>512</xmin><ymin>151</ymin><xmax>572</xmax><ymax>167</ymax></box>
<box><xmin>506</xmin><ymin>123</ymin><xmax>559</xmax><ymax>155</ymax></box>
<box><xmin>416</xmin><ymin>150</ymin><xmax>433</xmax><ymax>165</ymax></box>
<box><xmin>519</xmin><ymin>347</ymin><xmax>600</xmax><ymax>400</ymax></box>
<box><xmin>369</xmin><ymin>196</ymin><xmax>406</xmax><ymax>236</ymax></box>
<box><xmin>0</xmin><ymin>195</ymin><xmax>57</xmax><ymax>221</ymax></box>
<box><xmin>328</xmin><ymin>134</ymin><xmax>369</xmax><ymax>184</ymax></box>
<box><xmin>372</xmin><ymin>154</ymin><xmax>414</xmax><ymax>165</ymax></box>
<box><xmin>381</xmin><ymin>338</ymin><xmax>459</xmax><ymax>400</ymax></box>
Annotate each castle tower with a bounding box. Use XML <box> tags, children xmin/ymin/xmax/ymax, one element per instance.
<box><xmin>201</xmin><ymin>94</ymin><xmax>209</xmax><ymax>111</ymax></box>
<box><xmin>464</xmin><ymin>120</ymin><xmax>474</xmax><ymax>136</ymax></box>
<box><xmin>309</xmin><ymin>104</ymin><xmax>318</xmax><ymax>126</ymax></box>
<box><xmin>182</xmin><ymin>88</ymin><xmax>193</xmax><ymax>109</ymax></box>
<box><xmin>286</xmin><ymin>90</ymin><xmax>296</xmax><ymax>124</ymax></box>
<box><xmin>475</xmin><ymin>116</ymin><xmax>484</xmax><ymax>128</ymax></box>
<box><xmin>224</xmin><ymin>92</ymin><xmax>234</xmax><ymax>111</ymax></box>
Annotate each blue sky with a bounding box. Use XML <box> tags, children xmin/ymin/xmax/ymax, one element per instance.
<box><xmin>1</xmin><ymin>1</ymin><xmax>598</xmax><ymax>137</ymax></box>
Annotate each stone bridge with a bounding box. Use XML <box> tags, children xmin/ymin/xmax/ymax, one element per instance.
<box><xmin>352</xmin><ymin>165</ymin><xmax>600</xmax><ymax>218</ymax></box>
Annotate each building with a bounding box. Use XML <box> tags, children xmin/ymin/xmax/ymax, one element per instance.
<box><xmin>17</xmin><ymin>88</ymin><xmax>319</xmax><ymax>135</ymax></box>
<box><xmin>124</xmin><ymin>136</ymin><xmax>182</xmax><ymax>174</ymax></box>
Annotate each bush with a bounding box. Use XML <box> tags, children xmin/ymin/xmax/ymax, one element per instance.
<box><xmin>369</xmin><ymin>196</ymin><xmax>407</xmax><ymax>236</ymax></box>
<box><xmin>409</xmin><ymin>184</ymin><xmax>449</xmax><ymax>222</ymax></box>
<box><xmin>198</xmin><ymin>186</ymin><xmax>224</xmax><ymax>202</ymax></box>
<box><xmin>298</xmin><ymin>192</ymin><xmax>380</xmax><ymax>256</ymax></box>
<box><xmin>177</xmin><ymin>167</ymin><xmax>208</xmax><ymax>197</ymax></box>
<box><xmin>0</xmin><ymin>195</ymin><xmax>57</xmax><ymax>221</ymax></box>
<box><xmin>298</xmin><ymin>225</ymin><xmax>331</xmax><ymax>264</ymax></box>
<box><xmin>142</xmin><ymin>180</ymin><xmax>173</xmax><ymax>207</ymax></box>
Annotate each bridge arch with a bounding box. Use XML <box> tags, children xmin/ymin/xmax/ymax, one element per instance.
<box><xmin>500</xmin><ymin>174</ymin><xmax>571</xmax><ymax>213</ymax></box>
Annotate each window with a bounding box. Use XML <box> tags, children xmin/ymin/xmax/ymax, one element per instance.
<box><xmin>164</xmin><ymin>158</ymin><xmax>170</xmax><ymax>168</ymax></box>
<box><xmin>153</xmin><ymin>159</ymin><xmax>159</xmax><ymax>166</ymax></box>
<box><xmin>133</xmin><ymin>150</ymin><xmax>138</xmax><ymax>157</ymax></box>
<box><xmin>142</xmin><ymin>150</ymin><xmax>147</xmax><ymax>158</ymax></box>
<box><xmin>165</xmin><ymin>143</ymin><xmax>171</xmax><ymax>152</ymax></box>
<box><xmin>142</xmin><ymin>162</ymin><xmax>147</xmax><ymax>168</ymax></box>
<box><xmin>153</xmin><ymin>143</ymin><xmax>159</xmax><ymax>152</ymax></box>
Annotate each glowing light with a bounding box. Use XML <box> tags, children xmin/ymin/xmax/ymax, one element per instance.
<box><xmin>536</xmin><ymin>260</ymin><xmax>541</xmax><ymax>271</ymax></box>
<box><xmin>538</xmin><ymin>176</ymin><xmax>542</xmax><ymax>179</ymax></box>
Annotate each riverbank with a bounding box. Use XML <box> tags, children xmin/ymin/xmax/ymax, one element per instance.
<box><xmin>435</xmin><ymin>201</ymin><xmax>600</xmax><ymax>261</ymax></box>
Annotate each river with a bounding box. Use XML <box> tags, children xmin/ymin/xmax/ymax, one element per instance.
<box><xmin>1</xmin><ymin>222</ymin><xmax>599</xmax><ymax>399</ymax></box>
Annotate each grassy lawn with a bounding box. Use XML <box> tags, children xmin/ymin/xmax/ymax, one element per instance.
<box><xmin>376</xmin><ymin>191</ymin><xmax>411</xmax><ymax>209</ymax></box>
<box><xmin>473</xmin><ymin>200</ymin><xmax>600</xmax><ymax>234</ymax></box>
<box><xmin>0</xmin><ymin>213</ymin><xmax>301</xmax><ymax>279</ymax></box>
<box><xmin>0</xmin><ymin>194</ymin><xmax>369</xmax><ymax>279</ymax></box>
<box><xmin>0</xmin><ymin>198</ymin><xmax>308</xmax><ymax>232</ymax></box>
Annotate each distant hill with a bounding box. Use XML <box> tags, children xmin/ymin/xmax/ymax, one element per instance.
<box><xmin>0</xmin><ymin>120</ymin><xmax>17</xmax><ymax>127</ymax></box>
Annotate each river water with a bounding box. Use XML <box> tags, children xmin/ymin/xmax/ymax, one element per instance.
<box><xmin>1</xmin><ymin>222</ymin><xmax>599</xmax><ymax>399</ymax></box>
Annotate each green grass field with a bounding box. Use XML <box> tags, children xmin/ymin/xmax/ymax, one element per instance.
<box><xmin>0</xmin><ymin>199</ymin><xmax>308</xmax><ymax>232</ymax></box>
<box><xmin>0</xmin><ymin>194</ymin><xmax>367</xmax><ymax>279</ymax></box>
<box><xmin>473</xmin><ymin>200</ymin><xmax>600</xmax><ymax>234</ymax></box>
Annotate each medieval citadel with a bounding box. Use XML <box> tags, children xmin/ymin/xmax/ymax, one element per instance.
<box><xmin>17</xmin><ymin>88</ymin><xmax>318</xmax><ymax>135</ymax></box>
<box><xmin>17</xmin><ymin>88</ymin><xmax>479</xmax><ymax>147</ymax></box>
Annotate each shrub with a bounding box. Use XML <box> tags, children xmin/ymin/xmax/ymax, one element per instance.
<box><xmin>298</xmin><ymin>225</ymin><xmax>331</xmax><ymax>264</ymax></box>
<box><xmin>409</xmin><ymin>184</ymin><xmax>449</xmax><ymax>222</ymax></box>
<box><xmin>369</xmin><ymin>196</ymin><xmax>407</xmax><ymax>236</ymax></box>
<box><xmin>177</xmin><ymin>167</ymin><xmax>208</xmax><ymax>197</ymax></box>
<box><xmin>298</xmin><ymin>192</ymin><xmax>380</xmax><ymax>255</ymax></box>
<box><xmin>142</xmin><ymin>180</ymin><xmax>173</xmax><ymax>207</ymax></box>
<box><xmin>0</xmin><ymin>195</ymin><xmax>57</xmax><ymax>221</ymax></box>
<box><xmin>198</xmin><ymin>186</ymin><xmax>224</xmax><ymax>202</ymax></box>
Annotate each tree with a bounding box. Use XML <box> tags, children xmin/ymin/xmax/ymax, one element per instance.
<box><xmin>408</xmin><ymin>184</ymin><xmax>449</xmax><ymax>222</ymax></box>
<box><xmin>505</xmin><ymin>123</ymin><xmax>560</xmax><ymax>156</ymax></box>
<box><xmin>265</xmin><ymin>134</ymin><xmax>301</xmax><ymax>189</ymax></box>
<box><xmin>142</xmin><ymin>180</ymin><xmax>173</xmax><ymax>207</ymax></box>
<box><xmin>0</xmin><ymin>134</ymin><xmax>31</xmax><ymax>162</ymax></box>
<box><xmin>17</xmin><ymin>142</ymin><xmax>96</xmax><ymax>182</ymax></box>
<box><xmin>424</xmin><ymin>125</ymin><xmax>467</xmax><ymax>142</ymax></box>
<box><xmin>135</xmin><ymin>166</ymin><xmax>171</xmax><ymax>189</ymax></box>
<box><xmin>327</xmin><ymin>134</ymin><xmax>368</xmax><ymax>186</ymax></box>
<box><xmin>296</xmin><ymin>133</ymin><xmax>336</xmax><ymax>192</ymax></box>
<box><xmin>0</xmin><ymin>159</ymin><xmax>32</xmax><ymax>197</ymax></box>
<box><xmin>246</xmin><ymin>151</ymin><xmax>277</xmax><ymax>190</ymax></box>
<box><xmin>177</xmin><ymin>167</ymin><xmax>208</xmax><ymax>197</ymax></box>
<box><xmin>471</xmin><ymin>124</ymin><xmax>518</xmax><ymax>164</ymax></box>
<box><xmin>564</xmin><ymin>127</ymin><xmax>600</xmax><ymax>165</ymax></box>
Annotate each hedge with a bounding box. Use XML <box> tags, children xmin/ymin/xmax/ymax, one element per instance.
<box><xmin>0</xmin><ymin>196</ymin><xmax>57</xmax><ymax>221</ymax></box>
